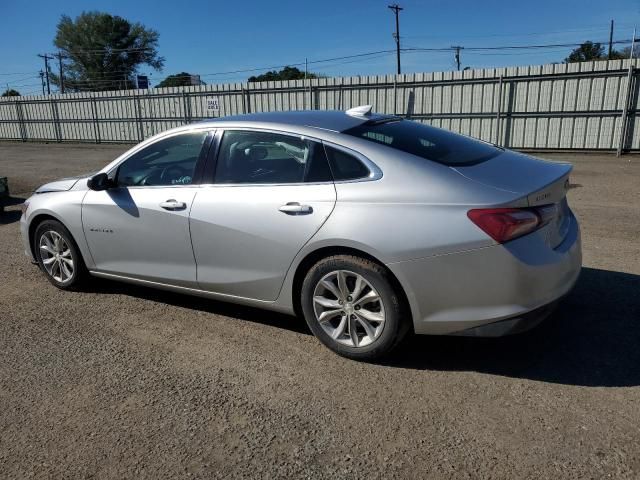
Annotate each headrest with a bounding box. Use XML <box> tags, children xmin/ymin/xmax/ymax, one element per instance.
<box><xmin>245</xmin><ymin>146</ymin><xmax>268</xmax><ymax>161</ymax></box>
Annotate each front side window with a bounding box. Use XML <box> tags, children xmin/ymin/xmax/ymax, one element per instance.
<box><xmin>116</xmin><ymin>132</ymin><xmax>207</xmax><ymax>187</ymax></box>
<box><xmin>214</xmin><ymin>130</ymin><xmax>332</xmax><ymax>184</ymax></box>
<box><xmin>342</xmin><ymin>119</ymin><xmax>501</xmax><ymax>166</ymax></box>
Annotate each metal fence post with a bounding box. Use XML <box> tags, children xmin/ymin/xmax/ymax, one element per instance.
<box><xmin>134</xmin><ymin>93</ymin><xmax>144</xmax><ymax>141</ymax></box>
<box><xmin>393</xmin><ymin>78</ymin><xmax>398</xmax><ymax>115</ymax></box>
<box><xmin>241</xmin><ymin>85</ymin><xmax>247</xmax><ymax>114</ymax></box>
<box><xmin>90</xmin><ymin>96</ymin><xmax>101</xmax><ymax>144</ymax></box>
<box><xmin>245</xmin><ymin>86</ymin><xmax>252</xmax><ymax>114</ymax></box>
<box><xmin>50</xmin><ymin>98</ymin><xmax>62</xmax><ymax>143</ymax></box>
<box><xmin>495</xmin><ymin>75</ymin><xmax>503</xmax><ymax>146</ymax></box>
<box><xmin>181</xmin><ymin>91</ymin><xmax>191</xmax><ymax>124</ymax></box>
<box><xmin>14</xmin><ymin>100</ymin><xmax>26</xmax><ymax>142</ymax></box>
<box><xmin>617</xmin><ymin>65</ymin><xmax>635</xmax><ymax>156</ymax></box>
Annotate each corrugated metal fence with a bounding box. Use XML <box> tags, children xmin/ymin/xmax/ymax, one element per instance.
<box><xmin>1</xmin><ymin>58</ymin><xmax>640</xmax><ymax>153</ymax></box>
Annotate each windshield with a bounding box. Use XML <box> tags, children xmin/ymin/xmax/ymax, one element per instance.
<box><xmin>342</xmin><ymin>119</ymin><xmax>501</xmax><ymax>166</ymax></box>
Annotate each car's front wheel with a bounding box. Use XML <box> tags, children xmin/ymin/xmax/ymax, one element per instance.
<box><xmin>301</xmin><ymin>255</ymin><xmax>409</xmax><ymax>361</ymax></box>
<box><xmin>34</xmin><ymin>219</ymin><xmax>87</xmax><ymax>290</ymax></box>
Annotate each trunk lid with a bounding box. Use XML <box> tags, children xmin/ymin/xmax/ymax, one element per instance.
<box><xmin>452</xmin><ymin>150</ymin><xmax>573</xmax><ymax>248</ymax></box>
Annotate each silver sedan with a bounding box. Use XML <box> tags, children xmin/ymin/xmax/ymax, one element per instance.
<box><xmin>20</xmin><ymin>106</ymin><xmax>582</xmax><ymax>360</ymax></box>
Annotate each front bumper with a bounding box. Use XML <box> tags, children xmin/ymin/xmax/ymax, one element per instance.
<box><xmin>19</xmin><ymin>211</ymin><xmax>36</xmax><ymax>262</ymax></box>
<box><xmin>388</xmin><ymin>211</ymin><xmax>582</xmax><ymax>336</ymax></box>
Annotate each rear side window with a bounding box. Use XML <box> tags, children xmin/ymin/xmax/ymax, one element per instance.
<box><xmin>214</xmin><ymin>130</ymin><xmax>332</xmax><ymax>184</ymax></box>
<box><xmin>324</xmin><ymin>146</ymin><xmax>371</xmax><ymax>181</ymax></box>
<box><xmin>342</xmin><ymin>119</ymin><xmax>501</xmax><ymax>166</ymax></box>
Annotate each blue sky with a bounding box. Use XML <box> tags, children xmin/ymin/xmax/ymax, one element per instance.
<box><xmin>2</xmin><ymin>0</ymin><xmax>639</xmax><ymax>94</ymax></box>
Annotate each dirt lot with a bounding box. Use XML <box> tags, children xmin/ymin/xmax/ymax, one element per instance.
<box><xmin>1</xmin><ymin>142</ymin><xmax>639</xmax><ymax>479</ymax></box>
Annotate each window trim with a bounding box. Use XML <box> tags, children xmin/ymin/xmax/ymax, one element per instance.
<box><xmin>322</xmin><ymin>141</ymin><xmax>383</xmax><ymax>184</ymax></box>
<box><xmin>107</xmin><ymin>128</ymin><xmax>215</xmax><ymax>189</ymax></box>
<box><xmin>203</xmin><ymin>127</ymin><xmax>335</xmax><ymax>187</ymax></box>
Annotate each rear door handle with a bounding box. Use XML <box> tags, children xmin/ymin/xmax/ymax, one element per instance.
<box><xmin>159</xmin><ymin>199</ymin><xmax>187</xmax><ymax>211</ymax></box>
<box><xmin>278</xmin><ymin>202</ymin><xmax>313</xmax><ymax>215</ymax></box>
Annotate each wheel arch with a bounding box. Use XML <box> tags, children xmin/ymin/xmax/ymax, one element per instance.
<box><xmin>290</xmin><ymin>245</ymin><xmax>413</xmax><ymax>329</ymax></box>
<box><xmin>28</xmin><ymin>213</ymin><xmax>63</xmax><ymax>259</ymax></box>
<box><xmin>28</xmin><ymin>213</ymin><xmax>87</xmax><ymax>267</ymax></box>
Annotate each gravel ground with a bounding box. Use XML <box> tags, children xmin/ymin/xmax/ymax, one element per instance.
<box><xmin>1</xmin><ymin>142</ymin><xmax>639</xmax><ymax>479</ymax></box>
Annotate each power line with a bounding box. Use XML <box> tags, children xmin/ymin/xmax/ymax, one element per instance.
<box><xmin>58</xmin><ymin>46</ymin><xmax>154</xmax><ymax>55</ymax></box>
<box><xmin>0</xmin><ymin>71</ymin><xmax>41</xmax><ymax>77</ymax></box>
<box><xmin>5</xmin><ymin>37</ymin><xmax>637</xmax><ymax>95</ymax></box>
<box><xmin>404</xmin><ymin>38</ymin><xmax>632</xmax><ymax>53</ymax></box>
<box><xmin>403</xmin><ymin>25</ymin><xmax>617</xmax><ymax>40</ymax></box>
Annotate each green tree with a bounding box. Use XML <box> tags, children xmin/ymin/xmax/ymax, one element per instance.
<box><xmin>616</xmin><ymin>46</ymin><xmax>640</xmax><ymax>59</ymax></box>
<box><xmin>156</xmin><ymin>72</ymin><xmax>204</xmax><ymax>88</ymax></box>
<box><xmin>50</xmin><ymin>11</ymin><xmax>164</xmax><ymax>92</ymax></box>
<box><xmin>564</xmin><ymin>41</ymin><xmax>606</xmax><ymax>63</ymax></box>
<box><xmin>248</xmin><ymin>66</ymin><xmax>319</xmax><ymax>82</ymax></box>
<box><xmin>1</xmin><ymin>89</ymin><xmax>20</xmax><ymax>97</ymax></box>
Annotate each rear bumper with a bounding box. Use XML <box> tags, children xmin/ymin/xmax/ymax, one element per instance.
<box><xmin>451</xmin><ymin>299</ymin><xmax>560</xmax><ymax>337</ymax></box>
<box><xmin>388</xmin><ymin>211</ymin><xmax>582</xmax><ymax>336</ymax></box>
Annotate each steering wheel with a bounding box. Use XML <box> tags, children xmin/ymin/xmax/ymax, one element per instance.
<box><xmin>159</xmin><ymin>165</ymin><xmax>187</xmax><ymax>184</ymax></box>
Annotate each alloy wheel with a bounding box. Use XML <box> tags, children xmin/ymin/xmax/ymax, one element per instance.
<box><xmin>312</xmin><ymin>269</ymin><xmax>386</xmax><ymax>347</ymax></box>
<box><xmin>39</xmin><ymin>230</ymin><xmax>74</xmax><ymax>283</ymax></box>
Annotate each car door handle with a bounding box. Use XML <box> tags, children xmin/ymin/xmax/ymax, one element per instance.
<box><xmin>159</xmin><ymin>199</ymin><xmax>187</xmax><ymax>211</ymax></box>
<box><xmin>278</xmin><ymin>202</ymin><xmax>313</xmax><ymax>215</ymax></box>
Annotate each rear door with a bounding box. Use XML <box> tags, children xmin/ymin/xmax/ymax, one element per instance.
<box><xmin>190</xmin><ymin>129</ymin><xmax>336</xmax><ymax>300</ymax></box>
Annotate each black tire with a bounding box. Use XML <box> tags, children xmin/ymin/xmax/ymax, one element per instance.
<box><xmin>300</xmin><ymin>255</ymin><xmax>409</xmax><ymax>361</ymax></box>
<box><xmin>33</xmin><ymin>219</ymin><xmax>88</xmax><ymax>290</ymax></box>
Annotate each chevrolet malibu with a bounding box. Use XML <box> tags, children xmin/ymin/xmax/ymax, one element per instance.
<box><xmin>20</xmin><ymin>106</ymin><xmax>581</xmax><ymax>360</ymax></box>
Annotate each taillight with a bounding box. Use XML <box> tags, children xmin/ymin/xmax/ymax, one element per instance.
<box><xmin>467</xmin><ymin>207</ymin><xmax>546</xmax><ymax>243</ymax></box>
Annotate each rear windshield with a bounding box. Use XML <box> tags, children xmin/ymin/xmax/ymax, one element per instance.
<box><xmin>342</xmin><ymin>119</ymin><xmax>501</xmax><ymax>166</ymax></box>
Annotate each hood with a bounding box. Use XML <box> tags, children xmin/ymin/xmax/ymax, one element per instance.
<box><xmin>35</xmin><ymin>174</ymin><xmax>91</xmax><ymax>193</ymax></box>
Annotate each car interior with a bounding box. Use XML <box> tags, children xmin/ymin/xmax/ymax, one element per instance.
<box><xmin>215</xmin><ymin>132</ymin><xmax>311</xmax><ymax>184</ymax></box>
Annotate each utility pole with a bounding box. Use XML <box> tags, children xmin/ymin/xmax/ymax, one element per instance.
<box><xmin>55</xmin><ymin>52</ymin><xmax>65</xmax><ymax>94</ymax></box>
<box><xmin>388</xmin><ymin>4</ymin><xmax>403</xmax><ymax>74</ymax></box>
<box><xmin>39</xmin><ymin>70</ymin><xmax>45</xmax><ymax>95</ymax></box>
<box><xmin>452</xmin><ymin>46</ymin><xmax>463</xmax><ymax>71</ymax></box>
<box><xmin>37</xmin><ymin>54</ymin><xmax>53</xmax><ymax>94</ymax></box>
<box><xmin>608</xmin><ymin>20</ymin><xmax>614</xmax><ymax>59</ymax></box>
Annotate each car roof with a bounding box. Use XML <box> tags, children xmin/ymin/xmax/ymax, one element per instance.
<box><xmin>201</xmin><ymin>109</ymin><xmax>380</xmax><ymax>132</ymax></box>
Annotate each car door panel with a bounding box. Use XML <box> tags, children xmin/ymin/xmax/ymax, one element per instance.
<box><xmin>81</xmin><ymin>129</ymin><xmax>212</xmax><ymax>287</ymax></box>
<box><xmin>190</xmin><ymin>184</ymin><xmax>336</xmax><ymax>300</ymax></box>
<box><xmin>83</xmin><ymin>187</ymin><xmax>200</xmax><ymax>287</ymax></box>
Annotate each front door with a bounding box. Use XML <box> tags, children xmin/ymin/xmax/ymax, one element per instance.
<box><xmin>82</xmin><ymin>130</ymin><xmax>210</xmax><ymax>287</ymax></box>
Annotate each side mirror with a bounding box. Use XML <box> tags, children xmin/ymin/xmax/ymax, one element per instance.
<box><xmin>87</xmin><ymin>173</ymin><xmax>112</xmax><ymax>191</ymax></box>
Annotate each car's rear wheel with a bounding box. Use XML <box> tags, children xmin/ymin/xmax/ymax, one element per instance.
<box><xmin>34</xmin><ymin>219</ymin><xmax>87</xmax><ymax>290</ymax></box>
<box><xmin>301</xmin><ymin>255</ymin><xmax>409</xmax><ymax>361</ymax></box>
